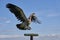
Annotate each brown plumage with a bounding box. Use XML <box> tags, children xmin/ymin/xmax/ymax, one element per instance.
<box><xmin>6</xmin><ymin>3</ymin><xmax>41</xmax><ymax>30</ymax></box>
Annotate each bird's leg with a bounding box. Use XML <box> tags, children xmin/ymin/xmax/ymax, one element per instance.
<box><xmin>27</xmin><ymin>27</ymin><xmax>31</xmax><ymax>30</ymax></box>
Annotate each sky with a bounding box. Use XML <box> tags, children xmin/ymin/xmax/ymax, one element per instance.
<box><xmin>0</xmin><ymin>0</ymin><xmax>60</xmax><ymax>38</ymax></box>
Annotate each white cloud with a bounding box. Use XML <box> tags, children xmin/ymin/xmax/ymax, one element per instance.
<box><xmin>5</xmin><ymin>20</ymin><xmax>11</xmax><ymax>24</ymax></box>
<box><xmin>0</xmin><ymin>35</ymin><xmax>24</xmax><ymax>38</ymax></box>
<box><xmin>0</xmin><ymin>34</ymin><xmax>60</xmax><ymax>39</ymax></box>
<box><xmin>0</xmin><ymin>17</ymin><xmax>11</xmax><ymax>24</ymax></box>
<box><xmin>47</xmin><ymin>13</ymin><xmax>60</xmax><ymax>17</ymax></box>
<box><xmin>38</xmin><ymin>34</ymin><xmax>60</xmax><ymax>37</ymax></box>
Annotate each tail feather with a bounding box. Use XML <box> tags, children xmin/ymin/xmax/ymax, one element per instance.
<box><xmin>16</xmin><ymin>24</ymin><xmax>31</xmax><ymax>30</ymax></box>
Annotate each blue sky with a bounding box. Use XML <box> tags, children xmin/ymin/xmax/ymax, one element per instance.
<box><xmin>0</xmin><ymin>0</ymin><xmax>60</xmax><ymax>36</ymax></box>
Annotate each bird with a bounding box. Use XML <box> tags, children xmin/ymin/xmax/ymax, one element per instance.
<box><xmin>6</xmin><ymin>3</ymin><xmax>41</xmax><ymax>30</ymax></box>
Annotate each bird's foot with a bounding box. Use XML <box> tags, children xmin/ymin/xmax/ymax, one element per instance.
<box><xmin>25</xmin><ymin>27</ymin><xmax>31</xmax><ymax>30</ymax></box>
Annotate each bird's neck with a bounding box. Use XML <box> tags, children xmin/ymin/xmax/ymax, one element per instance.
<box><xmin>28</xmin><ymin>16</ymin><xmax>32</xmax><ymax>23</ymax></box>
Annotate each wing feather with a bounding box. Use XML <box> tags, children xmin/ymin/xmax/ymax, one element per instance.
<box><xmin>6</xmin><ymin>3</ymin><xmax>28</xmax><ymax>22</ymax></box>
<box><xmin>31</xmin><ymin>14</ymin><xmax>41</xmax><ymax>24</ymax></box>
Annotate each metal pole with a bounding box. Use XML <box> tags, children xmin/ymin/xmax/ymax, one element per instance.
<box><xmin>24</xmin><ymin>33</ymin><xmax>38</xmax><ymax>40</ymax></box>
<box><xmin>30</xmin><ymin>36</ymin><xmax>33</xmax><ymax>40</ymax></box>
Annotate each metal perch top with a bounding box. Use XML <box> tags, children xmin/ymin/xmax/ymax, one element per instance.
<box><xmin>24</xmin><ymin>33</ymin><xmax>39</xmax><ymax>36</ymax></box>
<box><xmin>24</xmin><ymin>33</ymin><xmax>39</xmax><ymax>40</ymax></box>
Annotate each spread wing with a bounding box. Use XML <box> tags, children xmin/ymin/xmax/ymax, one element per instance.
<box><xmin>31</xmin><ymin>14</ymin><xmax>41</xmax><ymax>24</ymax></box>
<box><xmin>6</xmin><ymin>3</ymin><xmax>28</xmax><ymax>22</ymax></box>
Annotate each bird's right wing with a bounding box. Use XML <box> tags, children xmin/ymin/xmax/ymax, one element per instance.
<box><xmin>30</xmin><ymin>13</ymin><xmax>41</xmax><ymax>24</ymax></box>
<box><xmin>32</xmin><ymin>15</ymin><xmax>41</xmax><ymax>24</ymax></box>
<box><xmin>6</xmin><ymin>3</ymin><xmax>28</xmax><ymax>22</ymax></box>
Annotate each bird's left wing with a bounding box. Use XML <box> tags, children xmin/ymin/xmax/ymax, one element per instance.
<box><xmin>6</xmin><ymin>3</ymin><xmax>28</xmax><ymax>22</ymax></box>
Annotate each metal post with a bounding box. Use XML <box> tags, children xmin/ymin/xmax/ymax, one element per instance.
<box><xmin>30</xmin><ymin>36</ymin><xmax>33</xmax><ymax>40</ymax></box>
<box><xmin>24</xmin><ymin>33</ymin><xmax>38</xmax><ymax>40</ymax></box>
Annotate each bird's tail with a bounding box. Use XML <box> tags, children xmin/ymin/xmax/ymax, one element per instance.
<box><xmin>16</xmin><ymin>24</ymin><xmax>26</xmax><ymax>30</ymax></box>
<box><xmin>16</xmin><ymin>24</ymin><xmax>31</xmax><ymax>30</ymax></box>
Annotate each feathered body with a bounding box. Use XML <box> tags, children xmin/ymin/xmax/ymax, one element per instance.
<box><xmin>6</xmin><ymin>3</ymin><xmax>41</xmax><ymax>30</ymax></box>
